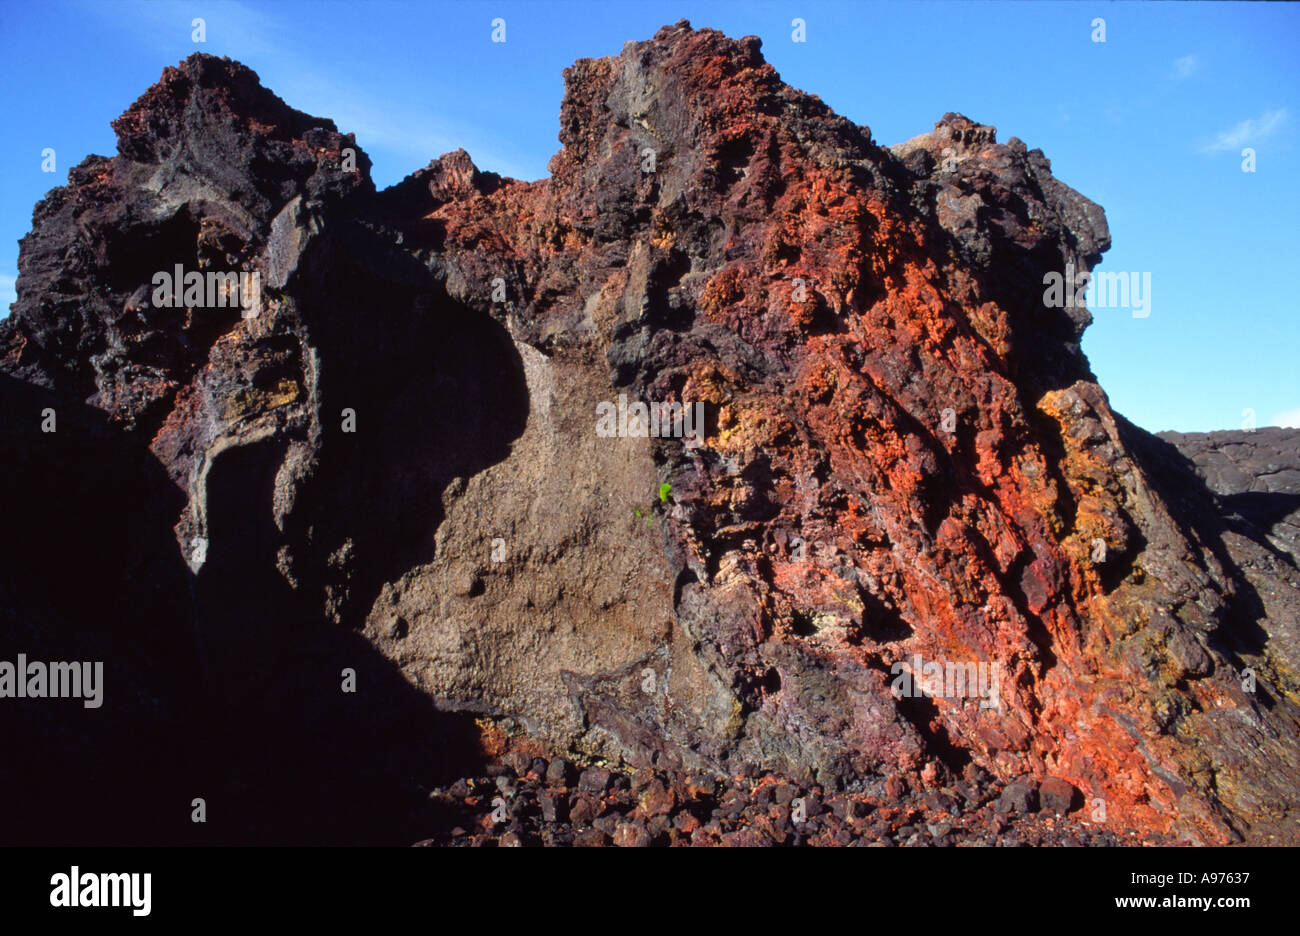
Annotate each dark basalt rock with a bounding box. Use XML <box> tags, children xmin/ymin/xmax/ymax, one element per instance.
<box><xmin>1161</xmin><ymin>427</ymin><xmax>1300</xmax><ymax>566</ymax></box>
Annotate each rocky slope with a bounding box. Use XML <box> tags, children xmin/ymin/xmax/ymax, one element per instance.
<box><xmin>1162</xmin><ymin>427</ymin><xmax>1300</xmax><ymax>567</ymax></box>
<box><xmin>2</xmin><ymin>22</ymin><xmax>1297</xmax><ymax>845</ymax></box>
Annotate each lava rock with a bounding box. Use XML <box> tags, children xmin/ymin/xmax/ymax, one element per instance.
<box><xmin>1038</xmin><ymin>777</ymin><xmax>1079</xmax><ymax>815</ymax></box>
<box><xmin>545</xmin><ymin>759</ymin><xmax>569</xmax><ymax>787</ymax></box>
<box><xmin>1</xmin><ymin>20</ymin><xmax>1296</xmax><ymax>850</ymax></box>
<box><xmin>573</xmin><ymin>829</ymin><xmax>609</xmax><ymax>847</ymax></box>
<box><xmin>578</xmin><ymin>768</ymin><xmax>612</xmax><ymax>794</ymax></box>
<box><xmin>996</xmin><ymin>783</ymin><xmax>1039</xmax><ymax>815</ymax></box>
<box><xmin>613</xmin><ymin>821</ymin><xmax>652</xmax><ymax>847</ymax></box>
<box><xmin>569</xmin><ymin>795</ymin><xmax>597</xmax><ymax>828</ymax></box>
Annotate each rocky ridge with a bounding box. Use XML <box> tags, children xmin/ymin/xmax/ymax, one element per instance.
<box><xmin>2</xmin><ymin>22</ymin><xmax>1297</xmax><ymax>845</ymax></box>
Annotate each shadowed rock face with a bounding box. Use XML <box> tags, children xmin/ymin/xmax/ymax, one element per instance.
<box><xmin>2</xmin><ymin>21</ymin><xmax>1297</xmax><ymax>845</ymax></box>
<box><xmin>1161</xmin><ymin>428</ymin><xmax>1300</xmax><ymax>567</ymax></box>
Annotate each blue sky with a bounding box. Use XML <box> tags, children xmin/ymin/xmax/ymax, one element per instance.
<box><xmin>1</xmin><ymin>0</ymin><xmax>1296</xmax><ymax>432</ymax></box>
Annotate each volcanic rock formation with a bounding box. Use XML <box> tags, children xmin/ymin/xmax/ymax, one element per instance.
<box><xmin>2</xmin><ymin>21</ymin><xmax>1297</xmax><ymax>845</ymax></box>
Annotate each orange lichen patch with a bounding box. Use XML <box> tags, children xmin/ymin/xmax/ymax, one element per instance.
<box><xmin>967</xmin><ymin>300</ymin><xmax>1013</xmax><ymax>357</ymax></box>
<box><xmin>222</xmin><ymin>378</ymin><xmax>300</xmax><ymax>422</ymax></box>
<box><xmin>3</xmin><ymin>330</ymin><xmax>29</xmax><ymax>365</ymax></box>
<box><xmin>680</xmin><ymin>362</ymin><xmax>740</xmax><ymax>408</ymax></box>
<box><xmin>713</xmin><ymin>398</ymin><xmax>795</xmax><ymax>453</ymax></box>
<box><xmin>699</xmin><ymin>266</ymin><xmax>748</xmax><ymax>319</ymax></box>
<box><xmin>475</xmin><ymin>718</ymin><xmax>509</xmax><ymax>761</ymax></box>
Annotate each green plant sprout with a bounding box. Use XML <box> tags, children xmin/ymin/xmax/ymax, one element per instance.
<box><xmin>633</xmin><ymin>483</ymin><xmax>673</xmax><ymax>527</ymax></box>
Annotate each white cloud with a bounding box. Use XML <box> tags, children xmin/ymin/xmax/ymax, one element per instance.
<box><xmin>1199</xmin><ymin>108</ymin><xmax>1288</xmax><ymax>154</ymax></box>
<box><xmin>1271</xmin><ymin>407</ymin><xmax>1300</xmax><ymax>429</ymax></box>
<box><xmin>107</xmin><ymin>0</ymin><xmax>285</xmax><ymax>61</ymax></box>
<box><xmin>1172</xmin><ymin>54</ymin><xmax>1199</xmax><ymax>80</ymax></box>
<box><xmin>272</xmin><ymin>73</ymin><xmax>538</xmax><ymax>183</ymax></box>
<box><xmin>93</xmin><ymin>0</ymin><xmax>540</xmax><ymax>183</ymax></box>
